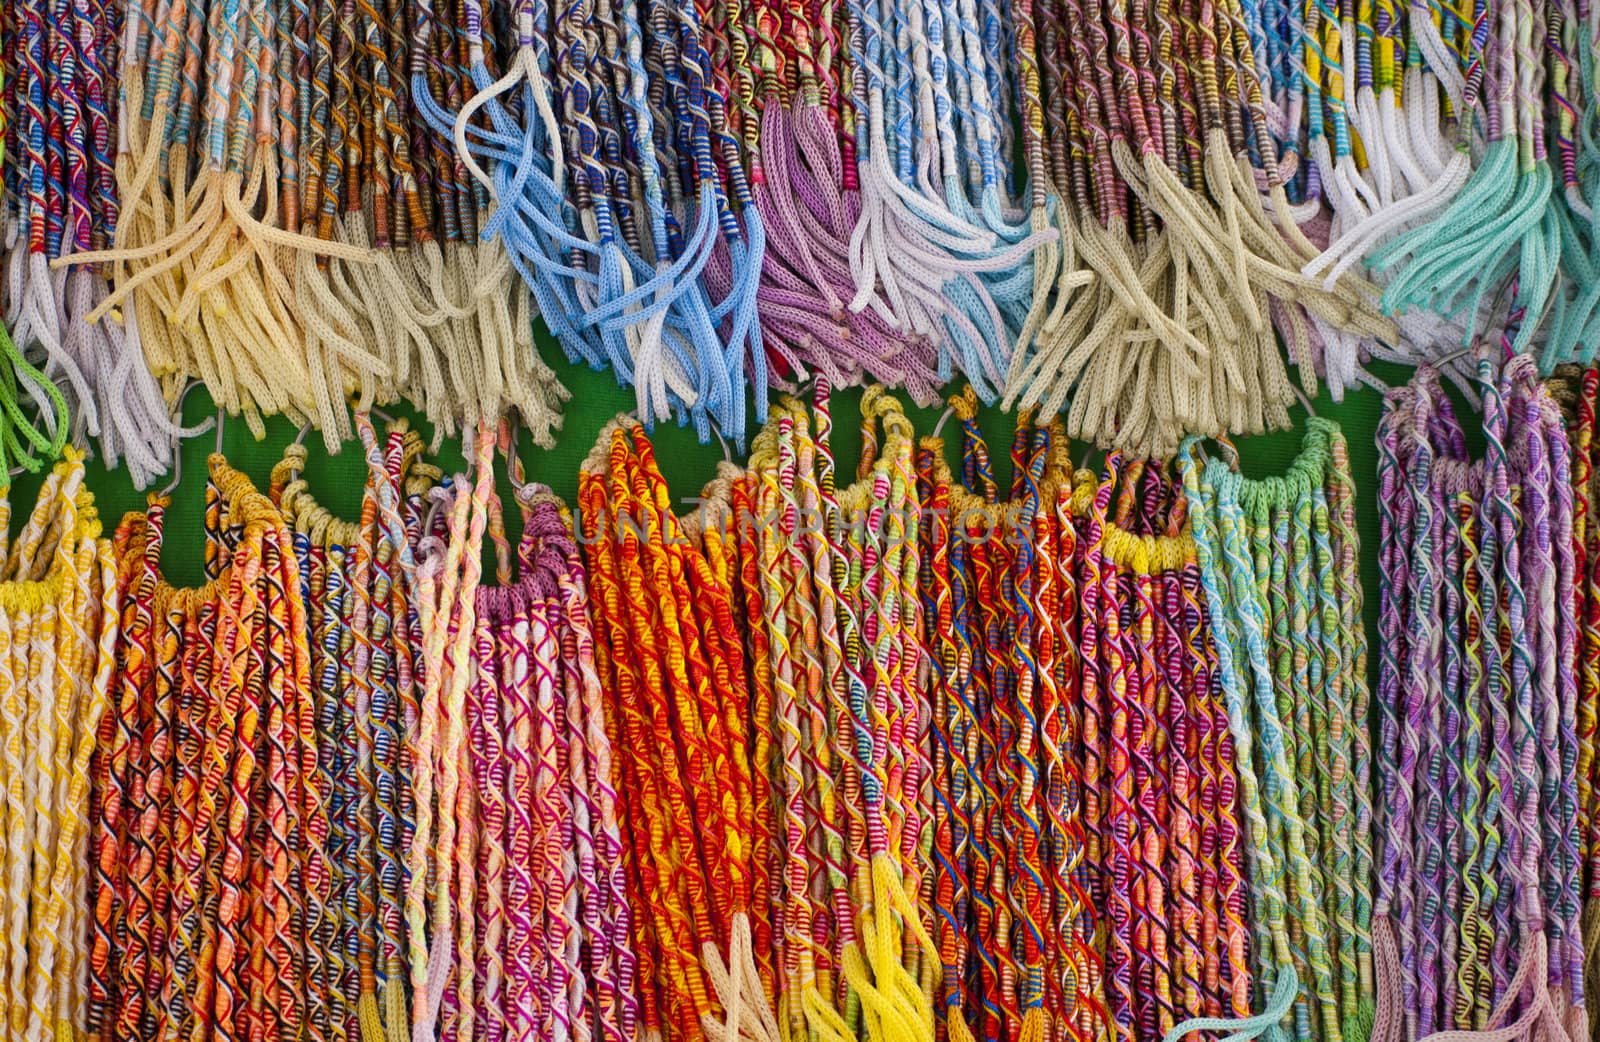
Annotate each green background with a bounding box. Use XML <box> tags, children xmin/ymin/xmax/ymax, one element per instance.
<box><xmin>16</xmin><ymin>337</ymin><xmax>1433</xmax><ymax>666</ymax></box>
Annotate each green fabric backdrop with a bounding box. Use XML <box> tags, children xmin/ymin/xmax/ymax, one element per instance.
<box><xmin>23</xmin><ymin>334</ymin><xmax>1443</xmax><ymax>665</ymax></box>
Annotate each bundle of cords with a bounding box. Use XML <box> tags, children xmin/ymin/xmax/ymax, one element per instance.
<box><xmin>0</xmin><ymin>0</ymin><xmax>73</xmax><ymax>484</ymax></box>
<box><xmin>279</xmin><ymin>0</ymin><xmax>561</xmax><ymax>448</ymax></box>
<box><xmin>713</xmin><ymin>0</ymin><xmax>934</xmax><ymax>401</ymax></box>
<box><xmin>471</xmin><ymin>419</ymin><xmax>640</xmax><ymax>1042</ymax></box>
<box><xmin>1367</xmin><ymin>357</ymin><xmax>1585</xmax><ymax>1042</ymax></box>
<box><xmin>915</xmin><ymin>391</ymin><xmax>1107</xmax><ymax>1042</ymax></box>
<box><xmin>441</xmin><ymin>0</ymin><xmax>765</xmax><ymax>446</ymax></box>
<box><xmin>1175</xmin><ymin>420</ymin><xmax>1376</xmax><ymax>1042</ymax></box>
<box><xmin>1285</xmin><ymin>0</ymin><xmax>1482</xmax><ymax>391</ymax></box>
<box><xmin>0</xmin><ymin>0</ymin><xmax>182</xmax><ymax>485</ymax></box>
<box><xmin>1062</xmin><ymin>452</ymin><xmax>1257</xmax><ymax>1042</ymax></box>
<box><xmin>730</xmin><ymin>389</ymin><xmax>866</xmax><ymax>1042</ymax></box>
<box><xmin>411</xmin><ymin>421</ymin><xmax>633</xmax><ymax>1042</ymax></box>
<box><xmin>88</xmin><ymin>452</ymin><xmax>333</xmax><ymax>1042</ymax></box>
<box><xmin>731</xmin><ymin>0</ymin><xmax>943</xmax><ymax>399</ymax></box>
<box><xmin>407</xmin><ymin>426</ymin><xmax>487</xmax><ymax>1042</ymax></box>
<box><xmin>1542</xmin><ymin>0</ymin><xmax>1600</xmax><ymax>369</ymax></box>
<box><xmin>580</xmin><ymin>415</ymin><xmax>776</xmax><ymax>1042</ymax></box>
<box><xmin>1001</xmin><ymin>0</ymin><xmax>1394</xmax><ymax>459</ymax></box>
<box><xmin>0</xmin><ymin>449</ymin><xmax>118</xmax><ymax>1042</ymax></box>
<box><xmin>59</xmin><ymin>0</ymin><xmax>356</xmax><ymax>437</ymax></box>
<box><xmin>52</xmin><ymin>0</ymin><xmax>562</xmax><ymax>450</ymax></box>
<box><xmin>270</xmin><ymin>413</ymin><xmax>440</xmax><ymax>1042</ymax></box>
<box><xmin>833</xmin><ymin>0</ymin><xmax>1056</xmax><ymax>406</ymax></box>
<box><xmin>1546</xmin><ymin>364</ymin><xmax>1600</xmax><ymax>1037</ymax></box>
<box><xmin>808</xmin><ymin>385</ymin><xmax>938</xmax><ymax>1042</ymax></box>
<box><xmin>1367</xmin><ymin>0</ymin><xmax>1565</xmax><ymax>360</ymax></box>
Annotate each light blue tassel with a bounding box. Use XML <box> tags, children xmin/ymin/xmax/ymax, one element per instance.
<box><xmin>1162</xmin><ymin>965</ymin><xmax>1300</xmax><ymax>1042</ymax></box>
<box><xmin>1373</xmin><ymin>141</ymin><xmax>1560</xmax><ymax>353</ymax></box>
<box><xmin>1371</xmin><ymin>139</ymin><xmax>1517</xmax><ymax>311</ymax></box>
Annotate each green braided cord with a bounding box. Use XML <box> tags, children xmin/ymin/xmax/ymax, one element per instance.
<box><xmin>1291</xmin><ymin>462</ymin><xmax>1362</xmax><ymax>1042</ymax></box>
<box><xmin>1266</xmin><ymin>495</ymin><xmax>1322</xmax><ymax>1042</ymax></box>
<box><xmin>1233</xmin><ymin>479</ymin><xmax>1341</xmax><ymax>1042</ymax></box>
<box><xmin>1175</xmin><ymin>440</ymin><xmax>1293</xmax><ymax>1042</ymax></box>
<box><xmin>1325</xmin><ymin>429</ymin><xmax>1375</xmax><ymax>1012</ymax></box>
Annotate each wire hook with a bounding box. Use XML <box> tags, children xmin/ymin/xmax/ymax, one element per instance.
<box><xmin>158</xmin><ymin>381</ymin><xmax>220</xmax><ymax>497</ymax></box>
<box><xmin>708</xmin><ymin>414</ymin><xmax>734</xmax><ymax>463</ymax></box>
<box><xmin>1292</xmin><ymin>382</ymin><xmax>1318</xmax><ymax>418</ymax></box>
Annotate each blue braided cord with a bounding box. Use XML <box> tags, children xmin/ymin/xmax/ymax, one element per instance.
<box><xmin>934</xmin><ymin>0</ymin><xmax>982</xmax><ymax>199</ymax></box>
<box><xmin>890</xmin><ymin>0</ymin><xmax>915</xmax><ymax>185</ymax></box>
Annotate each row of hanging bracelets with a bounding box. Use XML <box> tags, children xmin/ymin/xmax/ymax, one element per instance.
<box><xmin>0</xmin><ymin>0</ymin><xmax>1594</xmax><ymax>475</ymax></box>
<box><xmin>0</xmin><ymin>349</ymin><xmax>1590</xmax><ymax>1042</ymax></box>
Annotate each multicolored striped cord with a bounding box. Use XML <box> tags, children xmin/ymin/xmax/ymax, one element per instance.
<box><xmin>581</xmin><ymin>413</ymin><xmax>777</xmax><ymax>1042</ymax></box>
<box><xmin>89</xmin><ymin>450</ymin><xmax>330</xmax><ymax>1042</ymax></box>
<box><xmin>1178</xmin><ymin>420</ymin><xmax>1375</xmax><ymax>1042</ymax></box>
<box><xmin>1368</xmin><ymin>358</ymin><xmax>1586</xmax><ymax>1041</ymax></box>
<box><xmin>0</xmin><ymin>449</ymin><xmax>118</xmax><ymax>1042</ymax></box>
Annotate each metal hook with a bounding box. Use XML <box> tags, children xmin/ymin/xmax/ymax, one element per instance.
<box><xmin>1292</xmin><ymin>382</ymin><xmax>1318</xmax><ymax>418</ymax></box>
<box><xmin>423</xmin><ymin>483</ymin><xmax>454</xmax><ymax>540</ymax></box>
<box><xmin>1433</xmin><ymin>346</ymin><xmax>1477</xmax><ymax>369</ymax></box>
<box><xmin>708</xmin><ymin>414</ymin><xmax>734</xmax><ymax>463</ymax></box>
<box><xmin>930</xmin><ymin>403</ymin><xmax>957</xmax><ymax>441</ymax></box>
<box><xmin>158</xmin><ymin>381</ymin><xmax>219</xmax><ymax>497</ymax></box>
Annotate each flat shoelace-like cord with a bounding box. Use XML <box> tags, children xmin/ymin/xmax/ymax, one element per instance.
<box><xmin>0</xmin><ymin>453</ymin><xmax>115</xmax><ymax>1042</ymax></box>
